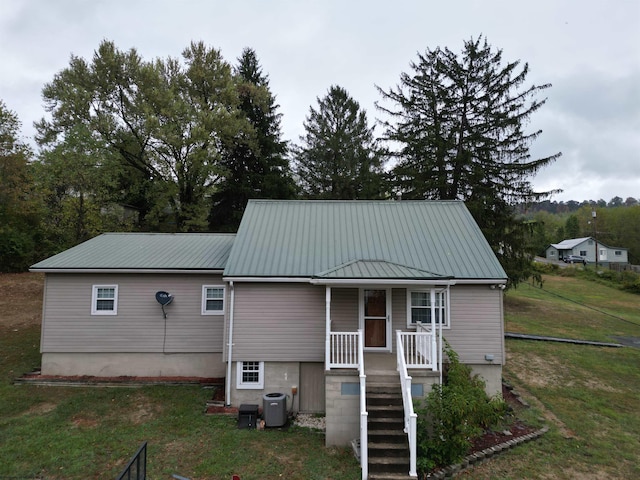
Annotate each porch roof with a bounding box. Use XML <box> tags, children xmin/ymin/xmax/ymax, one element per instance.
<box><xmin>314</xmin><ymin>259</ymin><xmax>451</xmax><ymax>280</ymax></box>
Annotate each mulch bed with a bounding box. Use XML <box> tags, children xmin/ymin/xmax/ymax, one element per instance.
<box><xmin>424</xmin><ymin>382</ymin><xmax>542</xmax><ymax>479</ymax></box>
<box><xmin>467</xmin><ymin>383</ymin><xmax>538</xmax><ymax>453</ymax></box>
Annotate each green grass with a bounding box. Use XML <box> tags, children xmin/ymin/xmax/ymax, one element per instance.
<box><xmin>2</xmin><ymin>273</ymin><xmax>639</xmax><ymax>479</ymax></box>
<box><xmin>0</xmin><ymin>324</ymin><xmax>360</xmax><ymax>480</ymax></box>
<box><xmin>462</xmin><ymin>274</ymin><xmax>640</xmax><ymax>479</ymax></box>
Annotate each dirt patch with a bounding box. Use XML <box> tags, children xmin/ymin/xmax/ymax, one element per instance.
<box><xmin>71</xmin><ymin>414</ymin><xmax>100</xmax><ymax>429</ymax></box>
<box><xmin>22</xmin><ymin>402</ymin><xmax>57</xmax><ymax>416</ymax></box>
<box><xmin>506</xmin><ymin>351</ymin><xmax>566</xmax><ymax>389</ymax></box>
<box><xmin>123</xmin><ymin>395</ymin><xmax>163</xmax><ymax>425</ymax></box>
<box><xmin>0</xmin><ymin>272</ymin><xmax>44</xmax><ymax>329</ymax></box>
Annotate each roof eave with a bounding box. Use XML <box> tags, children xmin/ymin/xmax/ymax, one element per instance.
<box><xmin>310</xmin><ymin>278</ymin><xmax>457</xmax><ymax>286</ymax></box>
<box><xmin>30</xmin><ymin>268</ymin><xmax>225</xmax><ymax>274</ymax></box>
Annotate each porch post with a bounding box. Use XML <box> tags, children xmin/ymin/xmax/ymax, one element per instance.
<box><xmin>325</xmin><ymin>286</ymin><xmax>331</xmax><ymax>371</ymax></box>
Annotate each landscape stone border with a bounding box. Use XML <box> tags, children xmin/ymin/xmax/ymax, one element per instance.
<box><xmin>425</xmin><ymin>425</ymin><xmax>549</xmax><ymax>479</ymax></box>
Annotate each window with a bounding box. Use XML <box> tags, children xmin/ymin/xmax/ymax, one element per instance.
<box><xmin>91</xmin><ymin>285</ymin><xmax>118</xmax><ymax>315</ymax></box>
<box><xmin>579</xmin><ymin>250</ymin><xmax>587</xmax><ymax>256</ymax></box>
<box><xmin>615</xmin><ymin>250</ymin><xmax>622</xmax><ymax>256</ymax></box>
<box><xmin>236</xmin><ymin>361</ymin><xmax>264</xmax><ymax>389</ymax></box>
<box><xmin>407</xmin><ymin>289</ymin><xmax>448</xmax><ymax>328</ymax></box>
<box><xmin>202</xmin><ymin>285</ymin><xmax>225</xmax><ymax>315</ymax></box>
<box><xmin>549</xmin><ymin>251</ymin><xmax>556</xmax><ymax>256</ymax></box>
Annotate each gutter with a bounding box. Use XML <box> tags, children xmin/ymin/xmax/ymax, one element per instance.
<box><xmin>29</xmin><ymin>268</ymin><xmax>225</xmax><ymax>274</ymax></box>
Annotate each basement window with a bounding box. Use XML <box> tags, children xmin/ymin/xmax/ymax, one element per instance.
<box><xmin>237</xmin><ymin>361</ymin><xmax>264</xmax><ymax>389</ymax></box>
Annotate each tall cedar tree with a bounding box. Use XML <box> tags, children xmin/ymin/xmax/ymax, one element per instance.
<box><xmin>377</xmin><ymin>37</ymin><xmax>561</xmax><ymax>286</ymax></box>
<box><xmin>0</xmin><ymin>101</ymin><xmax>41</xmax><ymax>271</ymax></box>
<box><xmin>37</xmin><ymin>40</ymin><xmax>249</xmax><ymax>232</ymax></box>
<box><xmin>293</xmin><ymin>85</ymin><xmax>385</xmax><ymax>199</ymax></box>
<box><xmin>209</xmin><ymin>48</ymin><xmax>295</xmax><ymax>231</ymax></box>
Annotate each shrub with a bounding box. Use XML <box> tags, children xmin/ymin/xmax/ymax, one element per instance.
<box><xmin>415</xmin><ymin>342</ymin><xmax>507</xmax><ymax>473</ymax></box>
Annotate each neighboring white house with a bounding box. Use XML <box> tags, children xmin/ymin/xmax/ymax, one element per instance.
<box><xmin>546</xmin><ymin>237</ymin><xmax>629</xmax><ymax>264</ymax></box>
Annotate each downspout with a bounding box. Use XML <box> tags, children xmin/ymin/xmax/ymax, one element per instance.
<box><xmin>225</xmin><ymin>281</ymin><xmax>235</xmax><ymax>406</ymax></box>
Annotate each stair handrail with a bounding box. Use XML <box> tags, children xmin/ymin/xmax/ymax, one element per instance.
<box><xmin>357</xmin><ymin>329</ymin><xmax>368</xmax><ymax>480</ymax></box>
<box><xmin>396</xmin><ymin>330</ymin><xmax>418</xmax><ymax>477</ymax></box>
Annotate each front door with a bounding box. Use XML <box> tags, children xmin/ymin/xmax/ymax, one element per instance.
<box><xmin>361</xmin><ymin>289</ymin><xmax>391</xmax><ymax>350</ymax></box>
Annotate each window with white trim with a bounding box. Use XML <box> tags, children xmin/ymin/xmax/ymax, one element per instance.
<box><xmin>236</xmin><ymin>361</ymin><xmax>264</xmax><ymax>389</ymax></box>
<box><xmin>407</xmin><ymin>289</ymin><xmax>448</xmax><ymax>328</ymax></box>
<box><xmin>615</xmin><ymin>250</ymin><xmax>622</xmax><ymax>256</ymax></box>
<box><xmin>549</xmin><ymin>251</ymin><xmax>556</xmax><ymax>256</ymax></box>
<box><xmin>579</xmin><ymin>250</ymin><xmax>587</xmax><ymax>257</ymax></box>
<box><xmin>202</xmin><ymin>285</ymin><xmax>225</xmax><ymax>315</ymax></box>
<box><xmin>91</xmin><ymin>285</ymin><xmax>118</xmax><ymax>315</ymax></box>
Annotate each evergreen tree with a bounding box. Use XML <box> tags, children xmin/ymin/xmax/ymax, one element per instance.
<box><xmin>293</xmin><ymin>85</ymin><xmax>385</xmax><ymax>199</ymax></box>
<box><xmin>209</xmin><ymin>48</ymin><xmax>295</xmax><ymax>231</ymax></box>
<box><xmin>564</xmin><ymin>214</ymin><xmax>580</xmax><ymax>238</ymax></box>
<box><xmin>377</xmin><ymin>37</ymin><xmax>561</xmax><ymax>286</ymax></box>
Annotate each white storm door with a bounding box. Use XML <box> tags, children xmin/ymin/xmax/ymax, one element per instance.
<box><xmin>360</xmin><ymin>288</ymin><xmax>392</xmax><ymax>351</ymax></box>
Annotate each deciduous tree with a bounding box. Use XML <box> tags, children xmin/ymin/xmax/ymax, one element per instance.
<box><xmin>36</xmin><ymin>40</ymin><xmax>248</xmax><ymax>232</ymax></box>
<box><xmin>0</xmin><ymin>101</ymin><xmax>41</xmax><ymax>271</ymax></box>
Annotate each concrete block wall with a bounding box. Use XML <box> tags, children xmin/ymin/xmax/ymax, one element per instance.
<box><xmin>325</xmin><ymin>372</ymin><xmax>361</xmax><ymax>446</ymax></box>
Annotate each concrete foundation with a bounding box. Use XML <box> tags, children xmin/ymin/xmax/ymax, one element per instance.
<box><xmin>325</xmin><ymin>370</ymin><xmax>361</xmax><ymax>446</ymax></box>
<box><xmin>41</xmin><ymin>352</ymin><xmax>226</xmax><ymax>378</ymax></box>
<box><xmin>469</xmin><ymin>364</ymin><xmax>503</xmax><ymax>397</ymax></box>
<box><xmin>230</xmin><ymin>362</ymin><xmax>301</xmax><ymax>412</ymax></box>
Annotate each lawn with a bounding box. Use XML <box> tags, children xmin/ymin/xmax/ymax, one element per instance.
<box><xmin>1</xmin><ymin>273</ymin><xmax>639</xmax><ymax>479</ymax></box>
<box><xmin>0</xmin><ymin>273</ymin><xmax>360</xmax><ymax>480</ymax></box>
<box><xmin>459</xmin><ymin>275</ymin><xmax>640</xmax><ymax>479</ymax></box>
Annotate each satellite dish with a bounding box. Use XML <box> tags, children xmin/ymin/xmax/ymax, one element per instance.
<box><xmin>155</xmin><ymin>291</ymin><xmax>173</xmax><ymax>306</ymax></box>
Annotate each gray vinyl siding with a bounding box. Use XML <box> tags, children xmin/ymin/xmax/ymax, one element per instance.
<box><xmin>446</xmin><ymin>286</ymin><xmax>504</xmax><ymax>364</ymax></box>
<box><xmin>329</xmin><ymin>288</ymin><xmax>358</xmax><ymax>332</ymax></box>
<box><xmin>230</xmin><ymin>283</ymin><xmax>326</xmax><ymax>361</ymax></box>
<box><xmin>41</xmin><ymin>273</ymin><xmax>225</xmax><ymax>353</ymax></box>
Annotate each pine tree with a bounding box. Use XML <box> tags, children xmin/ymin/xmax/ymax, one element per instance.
<box><xmin>293</xmin><ymin>85</ymin><xmax>385</xmax><ymax>199</ymax></box>
<box><xmin>209</xmin><ymin>48</ymin><xmax>295</xmax><ymax>231</ymax></box>
<box><xmin>377</xmin><ymin>37</ymin><xmax>561</xmax><ymax>286</ymax></box>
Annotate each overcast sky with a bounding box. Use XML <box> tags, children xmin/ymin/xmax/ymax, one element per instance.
<box><xmin>1</xmin><ymin>0</ymin><xmax>638</xmax><ymax>203</ymax></box>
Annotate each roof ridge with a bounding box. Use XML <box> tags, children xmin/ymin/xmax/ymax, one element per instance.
<box><xmin>314</xmin><ymin>258</ymin><xmax>449</xmax><ymax>279</ymax></box>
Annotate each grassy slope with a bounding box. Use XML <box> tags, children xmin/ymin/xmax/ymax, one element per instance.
<box><xmin>460</xmin><ymin>275</ymin><xmax>640</xmax><ymax>479</ymax></box>
<box><xmin>2</xmin><ymin>273</ymin><xmax>639</xmax><ymax>479</ymax></box>
<box><xmin>0</xmin><ymin>274</ymin><xmax>360</xmax><ymax>480</ymax></box>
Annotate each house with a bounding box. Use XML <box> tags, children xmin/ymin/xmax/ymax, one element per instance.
<box><xmin>30</xmin><ymin>233</ymin><xmax>235</xmax><ymax>379</ymax></box>
<box><xmin>31</xmin><ymin>200</ymin><xmax>507</xmax><ymax>478</ymax></box>
<box><xmin>546</xmin><ymin>237</ymin><xmax>629</xmax><ymax>264</ymax></box>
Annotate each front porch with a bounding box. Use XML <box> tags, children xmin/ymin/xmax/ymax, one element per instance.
<box><xmin>325</xmin><ymin>327</ymin><xmax>442</xmax><ymax>480</ymax></box>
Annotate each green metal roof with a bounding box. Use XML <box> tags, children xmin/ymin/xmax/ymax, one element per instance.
<box><xmin>30</xmin><ymin>233</ymin><xmax>235</xmax><ymax>271</ymax></box>
<box><xmin>224</xmin><ymin>200</ymin><xmax>507</xmax><ymax>280</ymax></box>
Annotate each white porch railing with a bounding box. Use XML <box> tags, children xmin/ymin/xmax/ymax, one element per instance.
<box><xmin>328</xmin><ymin>331</ymin><xmax>360</xmax><ymax>368</ymax></box>
<box><xmin>398</xmin><ymin>324</ymin><xmax>438</xmax><ymax>369</ymax></box>
<box><xmin>396</xmin><ymin>331</ymin><xmax>418</xmax><ymax>478</ymax></box>
<box><xmin>327</xmin><ymin>331</ymin><xmax>367</xmax><ymax>480</ymax></box>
